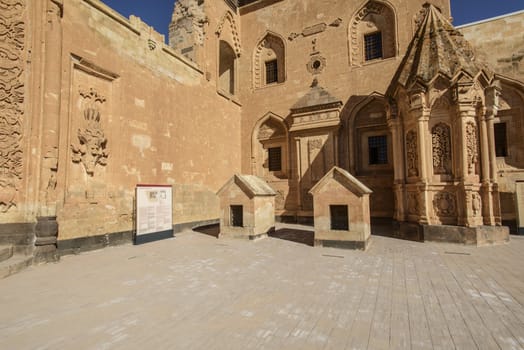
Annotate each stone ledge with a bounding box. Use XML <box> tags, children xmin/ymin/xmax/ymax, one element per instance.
<box><xmin>57</xmin><ymin>230</ymin><xmax>133</xmax><ymax>256</ymax></box>
<box><xmin>396</xmin><ymin>222</ymin><xmax>510</xmax><ymax>246</ymax></box>
<box><xmin>314</xmin><ymin>237</ymin><xmax>371</xmax><ymax>250</ymax></box>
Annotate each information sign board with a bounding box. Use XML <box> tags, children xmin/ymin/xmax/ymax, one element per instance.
<box><xmin>136</xmin><ymin>185</ymin><xmax>173</xmax><ymax>241</ymax></box>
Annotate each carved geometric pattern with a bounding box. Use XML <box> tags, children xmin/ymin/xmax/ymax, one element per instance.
<box><xmin>71</xmin><ymin>88</ymin><xmax>109</xmax><ymax>176</ymax></box>
<box><xmin>466</xmin><ymin>121</ymin><xmax>479</xmax><ymax>174</ymax></box>
<box><xmin>433</xmin><ymin>192</ymin><xmax>456</xmax><ymax>217</ymax></box>
<box><xmin>216</xmin><ymin>11</ymin><xmax>241</xmax><ymax>57</ymax></box>
<box><xmin>349</xmin><ymin>1</ymin><xmax>395</xmax><ymax>66</ymax></box>
<box><xmin>432</xmin><ymin>123</ymin><xmax>452</xmax><ymax>175</ymax></box>
<box><xmin>0</xmin><ymin>0</ymin><xmax>25</xmax><ymax>212</ymax></box>
<box><xmin>406</xmin><ymin>130</ymin><xmax>418</xmax><ymax>177</ymax></box>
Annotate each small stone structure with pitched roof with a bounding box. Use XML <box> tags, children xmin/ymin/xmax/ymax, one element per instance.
<box><xmin>217</xmin><ymin>174</ymin><xmax>276</xmax><ymax>240</ymax></box>
<box><xmin>309</xmin><ymin>167</ymin><xmax>373</xmax><ymax>250</ymax></box>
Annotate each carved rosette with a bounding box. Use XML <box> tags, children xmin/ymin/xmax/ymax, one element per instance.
<box><xmin>71</xmin><ymin>88</ymin><xmax>109</xmax><ymax>176</ymax></box>
<box><xmin>406</xmin><ymin>130</ymin><xmax>418</xmax><ymax>177</ymax></box>
<box><xmin>433</xmin><ymin>192</ymin><xmax>456</xmax><ymax>217</ymax></box>
<box><xmin>466</xmin><ymin>121</ymin><xmax>479</xmax><ymax>174</ymax></box>
<box><xmin>0</xmin><ymin>0</ymin><xmax>25</xmax><ymax>212</ymax></box>
<box><xmin>432</xmin><ymin>123</ymin><xmax>451</xmax><ymax>175</ymax></box>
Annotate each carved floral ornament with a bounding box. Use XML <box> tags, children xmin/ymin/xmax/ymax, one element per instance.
<box><xmin>466</xmin><ymin>121</ymin><xmax>479</xmax><ymax>174</ymax></box>
<box><xmin>0</xmin><ymin>0</ymin><xmax>25</xmax><ymax>212</ymax></box>
<box><xmin>71</xmin><ymin>88</ymin><xmax>109</xmax><ymax>176</ymax></box>
<box><xmin>432</xmin><ymin>123</ymin><xmax>452</xmax><ymax>175</ymax></box>
<box><xmin>406</xmin><ymin>130</ymin><xmax>418</xmax><ymax>177</ymax></box>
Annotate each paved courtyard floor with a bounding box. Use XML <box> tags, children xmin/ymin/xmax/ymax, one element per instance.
<box><xmin>1</xmin><ymin>225</ymin><xmax>524</xmax><ymax>349</ymax></box>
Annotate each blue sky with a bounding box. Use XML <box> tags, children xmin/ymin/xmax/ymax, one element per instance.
<box><xmin>100</xmin><ymin>1</ymin><xmax>524</xmax><ymax>39</ymax></box>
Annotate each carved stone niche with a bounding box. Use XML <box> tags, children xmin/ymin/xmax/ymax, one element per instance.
<box><xmin>432</xmin><ymin>123</ymin><xmax>452</xmax><ymax>175</ymax></box>
<box><xmin>406</xmin><ymin>130</ymin><xmax>419</xmax><ymax>177</ymax></box>
<box><xmin>71</xmin><ymin>88</ymin><xmax>109</xmax><ymax>176</ymax></box>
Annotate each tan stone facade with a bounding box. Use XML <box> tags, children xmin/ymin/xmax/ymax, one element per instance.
<box><xmin>1</xmin><ymin>0</ymin><xmax>523</xmax><ymax>260</ymax></box>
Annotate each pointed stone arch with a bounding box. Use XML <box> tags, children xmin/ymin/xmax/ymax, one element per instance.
<box><xmin>251</xmin><ymin>112</ymin><xmax>289</xmax><ymax>179</ymax></box>
<box><xmin>348</xmin><ymin>0</ymin><xmax>397</xmax><ymax>67</ymax></box>
<box><xmin>215</xmin><ymin>11</ymin><xmax>241</xmax><ymax>57</ymax></box>
<box><xmin>253</xmin><ymin>31</ymin><xmax>286</xmax><ymax>89</ymax></box>
<box><xmin>345</xmin><ymin>93</ymin><xmax>388</xmax><ymax>174</ymax></box>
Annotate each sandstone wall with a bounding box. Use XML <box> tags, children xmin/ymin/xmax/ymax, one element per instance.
<box><xmin>459</xmin><ymin>11</ymin><xmax>524</xmax><ymax>82</ymax></box>
<box><xmin>237</xmin><ymin>0</ymin><xmax>450</xmax><ymax>217</ymax></box>
<box><xmin>4</xmin><ymin>0</ymin><xmax>242</xmax><ymax>242</ymax></box>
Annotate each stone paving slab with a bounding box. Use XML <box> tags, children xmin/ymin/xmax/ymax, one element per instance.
<box><xmin>0</xmin><ymin>226</ymin><xmax>523</xmax><ymax>349</ymax></box>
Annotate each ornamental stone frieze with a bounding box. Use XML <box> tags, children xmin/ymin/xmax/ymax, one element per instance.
<box><xmin>0</xmin><ymin>0</ymin><xmax>25</xmax><ymax>212</ymax></box>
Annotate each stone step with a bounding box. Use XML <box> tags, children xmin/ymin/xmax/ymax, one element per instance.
<box><xmin>0</xmin><ymin>255</ymin><xmax>33</xmax><ymax>279</ymax></box>
<box><xmin>0</xmin><ymin>245</ymin><xmax>13</xmax><ymax>263</ymax></box>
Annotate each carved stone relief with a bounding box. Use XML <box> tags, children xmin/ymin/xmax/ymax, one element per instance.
<box><xmin>406</xmin><ymin>130</ymin><xmax>418</xmax><ymax>177</ymax></box>
<box><xmin>407</xmin><ymin>193</ymin><xmax>419</xmax><ymax>215</ymax></box>
<box><xmin>71</xmin><ymin>88</ymin><xmax>109</xmax><ymax>176</ymax></box>
<box><xmin>0</xmin><ymin>0</ymin><xmax>25</xmax><ymax>212</ymax></box>
<box><xmin>466</xmin><ymin>121</ymin><xmax>479</xmax><ymax>174</ymax></box>
<box><xmin>472</xmin><ymin>192</ymin><xmax>482</xmax><ymax>216</ymax></box>
<box><xmin>306</xmin><ymin>54</ymin><xmax>326</xmax><ymax>75</ymax></box>
<box><xmin>432</xmin><ymin>123</ymin><xmax>452</xmax><ymax>175</ymax></box>
<box><xmin>433</xmin><ymin>192</ymin><xmax>456</xmax><ymax>217</ymax></box>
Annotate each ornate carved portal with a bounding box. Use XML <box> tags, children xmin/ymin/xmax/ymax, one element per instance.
<box><xmin>71</xmin><ymin>88</ymin><xmax>109</xmax><ymax>176</ymax></box>
<box><xmin>0</xmin><ymin>0</ymin><xmax>25</xmax><ymax>212</ymax></box>
<box><xmin>432</xmin><ymin>123</ymin><xmax>452</xmax><ymax>175</ymax></box>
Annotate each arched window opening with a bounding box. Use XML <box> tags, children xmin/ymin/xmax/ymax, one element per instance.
<box><xmin>219</xmin><ymin>40</ymin><xmax>236</xmax><ymax>95</ymax></box>
<box><xmin>350</xmin><ymin>1</ymin><xmax>396</xmax><ymax>66</ymax></box>
<box><xmin>254</xmin><ymin>33</ymin><xmax>285</xmax><ymax>88</ymax></box>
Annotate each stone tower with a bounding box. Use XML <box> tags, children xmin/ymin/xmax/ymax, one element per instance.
<box><xmin>168</xmin><ymin>0</ymin><xmax>207</xmax><ymax>62</ymax></box>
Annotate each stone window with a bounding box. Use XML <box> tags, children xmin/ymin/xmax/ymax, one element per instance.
<box><xmin>350</xmin><ymin>1</ymin><xmax>396</xmax><ymax>67</ymax></box>
<box><xmin>265</xmin><ymin>60</ymin><xmax>278</xmax><ymax>84</ymax></box>
<box><xmin>268</xmin><ymin>146</ymin><xmax>282</xmax><ymax>171</ymax></box>
<box><xmin>254</xmin><ymin>33</ymin><xmax>285</xmax><ymax>88</ymax></box>
<box><xmin>219</xmin><ymin>40</ymin><xmax>236</xmax><ymax>95</ymax></box>
<box><xmin>495</xmin><ymin>122</ymin><xmax>508</xmax><ymax>157</ymax></box>
<box><xmin>364</xmin><ymin>32</ymin><xmax>383</xmax><ymax>61</ymax></box>
<box><xmin>368</xmin><ymin>135</ymin><xmax>388</xmax><ymax>165</ymax></box>
<box><xmin>230</xmin><ymin>205</ymin><xmax>243</xmax><ymax>227</ymax></box>
<box><xmin>330</xmin><ymin>205</ymin><xmax>349</xmax><ymax>230</ymax></box>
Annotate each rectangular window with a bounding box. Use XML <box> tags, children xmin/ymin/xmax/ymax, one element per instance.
<box><xmin>368</xmin><ymin>135</ymin><xmax>388</xmax><ymax>165</ymax></box>
<box><xmin>230</xmin><ymin>205</ymin><xmax>243</xmax><ymax>227</ymax></box>
<box><xmin>330</xmin><ymin>205</ymin><xmax>349</xmax><ymax>231</ymax></box>
<box><xmin>494</xmin><ymin>123</ymin><xmax>508</xmax><ymax>157</ymax></box>
<box><xmin>265</xmin><ymin>59</ymin><xmax>278</xmax><ymax>84</ymax></box>
<box><xmin>364</xmin><ymin>32</ymin><xmax>383</xmax><ymax>61</ymax></box>
<box><xmin>268</xmin><ymin>147</ymin><xmax>282</xmax><ymax>171</ymax></box>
